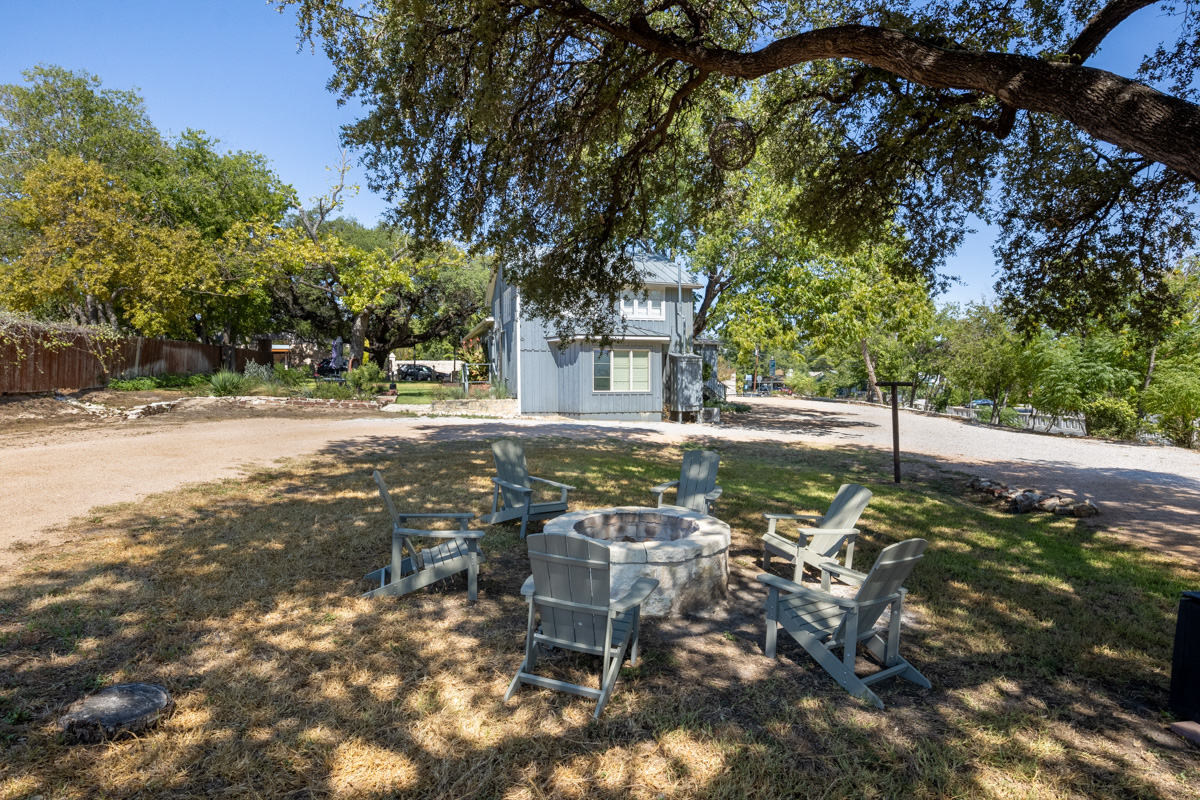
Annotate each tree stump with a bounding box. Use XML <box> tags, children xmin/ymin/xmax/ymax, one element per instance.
<box><xmin>58</xmin><ymin>683</ymin><xmax>173</xmax><ymax>743</ymax></box>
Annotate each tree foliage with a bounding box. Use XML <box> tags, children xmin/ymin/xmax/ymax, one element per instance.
<box><xmin>281</xmin><ymin>0</ymin><xmax>1200</xmax><ymax>336</ymax></box>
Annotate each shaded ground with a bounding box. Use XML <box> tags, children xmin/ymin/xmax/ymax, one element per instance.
<box><xmin>1</xmin><ymin>440</ymin><xmax>1196</xmax><ymax>798</ymax></box>
<box><xmin>2</xmin><ymin>394</ymin><xmax>1198</xmax><ymax>570</ymax></box>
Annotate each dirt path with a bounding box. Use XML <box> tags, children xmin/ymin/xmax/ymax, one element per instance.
<box><xmin>3</xmin><ymin>396</ymin><xmax>1198</xmax><ymax>570</ymax></box>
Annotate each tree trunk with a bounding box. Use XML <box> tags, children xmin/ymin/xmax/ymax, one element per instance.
<box><xmin>1142</xmin><ymin>345</ymin><xmax>1157</xmax><ymax>390</ymax></box>
<box><xmin>349</xmin><ymin>309</ymin><xmax>371</xmax><ymax>368</ymax></box>
<box><xmin>860</xmin><ymin>338</ymin><xmax>880</xmax><ymax>403</ymax></box>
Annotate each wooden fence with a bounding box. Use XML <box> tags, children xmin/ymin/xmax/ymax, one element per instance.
<box><xmin>1</xmin><ymin>330</ymin><xmax>273</xmax><ymax>395</ymax></box>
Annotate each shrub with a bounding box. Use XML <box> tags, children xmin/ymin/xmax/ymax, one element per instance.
<box><xmin>344</xmin><ymin>361</ymin><xmax>386</xmax><ymax>398</ymax></box>
<box><xmin>272</xmin><ymin>363</ymin><xmax>305</xmax><ymax>387</ymax></box>
<box><xmin>303</xmin><ymin>382</ymin><xmax>354</xmax><ymax>400</ymax></box>
<box><xmin>704</xmin><ymin>399</ymin><xmax>751</xmax><ymax>413</ymax></box>
<box><xmin>997</xmin><ymin>407</ymin><xmax>1025</xmax><ymax>429</ymax></box>
<box><xmin>1143</xmin><ymin>357</ymin><xmax>1200</xmax><ymax>448</ymax></box>
<box><xmin>489</xmin><ymin>382</ymin><xmax>510</xmax><ymax>399</ymax></box>
<box><xmin>209</xmin><ymin>370</ymin><xmax>248</xmax><ymax>396</ymax></box>
<box><xmin>107</xmin><ymin>373</ymin><xmax>209</xmax><ymax>391</ymax></box>
<box><xmin>786</xmin><ymin>373</ymin><xmax>818</xmax><ymax>396</ymax></box>
<box><xmin>1084</xmin><ymin>397</ymin><xmax>1140</xmax><ymax>439</ymax></box>
<box><xmin>243</xmin><ymin>361</ymin><xmax>274</xmax><ymax>384</ymax></box>
<box><xmin>431</xmin><ymin>385</ymin><xmax>468</xmax><ymax>401</ymax></box>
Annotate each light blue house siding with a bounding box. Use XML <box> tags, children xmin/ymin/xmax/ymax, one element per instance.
<box><xmin>477</xmin><ymin>252</ymin><xmax>699</xmax><ymax>420</ymax></box>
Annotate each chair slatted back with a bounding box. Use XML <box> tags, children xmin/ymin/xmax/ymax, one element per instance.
<box><xmin>492</xmin><ymin>439</ymin><xmax>531</xmax><ymax>509</ymax></box>
<box><xmin>807</xmin><ymin>483</ymin><xmax>872</xmax><ymax>555</ymax></box>
<box><xmin>839</xmin><ymin>538</ymin><xmax>927</xmax><ymax>640</ymax></box>
<box><xmin>676</xmin><ymin>450</ymin><xmax>720</xmax><ymax>513</ymax></box>
<box><xmin>527</xmin><ymin>532</ymin><xmax>611</xmax><ymax>648</ymax></box>
<box><xmin>375</xmin><ymin>470</ymin><xmax>401</xmax><ymax>527</ymax></box>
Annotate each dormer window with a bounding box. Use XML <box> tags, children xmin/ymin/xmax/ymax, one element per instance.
<box><xmin>620</xmin><ymin>288</ymin><xmax>665</xmax><ymax>320</ymax></box>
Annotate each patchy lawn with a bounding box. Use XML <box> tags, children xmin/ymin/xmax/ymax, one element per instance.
<box><xmin>390</xmin><ymin>381</ymin><xmax>444</xmax><ymax>404</ymax></box>
<box><xmin>1</xmin><ymin>439</ymin><xmax>1196</xmax><ymax>799</ymax></box>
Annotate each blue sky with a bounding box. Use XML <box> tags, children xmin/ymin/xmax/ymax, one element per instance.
<box><xmin>0</xmin><ymin>1</ymin><xmax>1177</xmax><ymax>306</ymax></box>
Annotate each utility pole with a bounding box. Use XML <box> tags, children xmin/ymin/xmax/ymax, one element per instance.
<box><xmin>753</xmin><ymin>347</ymin><xmax>760</xmax><ymax>392</ymax></box>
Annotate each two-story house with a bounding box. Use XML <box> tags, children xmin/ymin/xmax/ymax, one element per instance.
<box><xmin>465</xmin><ymin>251</ymin><xmax>703</xmax><ymax>420</ymax></box>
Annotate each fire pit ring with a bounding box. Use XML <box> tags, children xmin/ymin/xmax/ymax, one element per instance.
<box><xmin>544</xmin><ymin>506</ymin><xmax>730</xmax><ymax>617</ymax></box>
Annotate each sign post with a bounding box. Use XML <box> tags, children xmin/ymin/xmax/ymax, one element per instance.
<box><xmin>876</xmin><ymin>381</ymin><xmax>914</xmax><ymax>484</ymax></box>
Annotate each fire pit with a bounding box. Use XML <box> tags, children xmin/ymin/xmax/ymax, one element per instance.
<box><xmin>544</xmin><ymin>506</ymin><xmax>730</xmax><ymax>616</ymax></box>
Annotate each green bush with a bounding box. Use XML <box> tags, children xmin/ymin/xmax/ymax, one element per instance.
<box><xmin>303</xmin><ymin>382</ymin><xmax>354</xmax><ymax>400</ymax></box>
<box><xmin>108</xmin><ymin>373</ymin><xmax>209</xmax><ymax>391</ymax></box>
<box><xmin>209</xmin><ymin>370</ymin><xmax>249</xmax><ymax>397</ymax></box>
<box><xmin>344</xmin><ymin>361</ymin><xmax>386</xmax><ymax>398</ymax></box>
<box><xmin>1084</xmin><ymin>397</ymin><xmax>1140</xmax><ymax>439</ymax></box>
<box><xmin>785</xmin><ymin>373</ymin><xmax>818</xmax><ymax>396</ymax></box>
<box><xmin>272</xmin><ymin>363</ymin><xmax>305</xmax><ymax>387</ymax></box>
<box><xmin>1143</xmin><ymin>357</ymin><xmax>1200</xmax><ymax>448</ymax></box>
<box><xmin>997</xmin><ymin>407</ymin><xmax>1024</xmax><ymax>429</ymax></box>
<box><xmin>704</xmin><ymin>399</ymin><xmax>751</xmax><ymax>413</ymax></box>
<box><xmin>243</xmin><ymin>361</ymin><xmax>274</xmax><ymax>384</ymax></box>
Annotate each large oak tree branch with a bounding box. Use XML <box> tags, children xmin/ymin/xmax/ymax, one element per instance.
<box><xmin>545</xmin><ymin>5</ymin><xmax>1200</xmax><ymax>182</ymax></box>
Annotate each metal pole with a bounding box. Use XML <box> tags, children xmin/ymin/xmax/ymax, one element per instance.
<box><xmin>891</xmin><ymin>384</ymin><xmax>901</xmax><ymax>484</ymax></box>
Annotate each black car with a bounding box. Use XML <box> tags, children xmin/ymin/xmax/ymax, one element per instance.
<box><xmin>397</xmin><ymin>364</ymin><xmax>445</xmax><ymax>382</ymax></box>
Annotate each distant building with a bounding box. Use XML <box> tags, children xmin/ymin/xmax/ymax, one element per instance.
<box><xmin>466</xmin><ymin>251</ymin><xmax>702</xmax><ymax>420</ymax></box>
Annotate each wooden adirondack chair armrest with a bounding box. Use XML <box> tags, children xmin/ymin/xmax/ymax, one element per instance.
<box><xmin>529</xmin><ymin>476</ymin><xmax>576</xmax><ymax>491</ymax></box>
<box><xmin>756</xmin><ymin>573</ymin><xmax>805</xmax><ymax>593</ymax></box>
<box><xmin>705</xmin><ymin>485</ymin><xmax>724</xmax><ymax>502</ymax></box>
<box><xmin>650</xmin><ymin>479</ymin><xmax>680</xmax><ymax>494</ymax></box>
<box><xmin>519</xmin><ymin>575</ymin><xmax>535</xmax><ymax>597</ymax></box>
<box><xmin>610</xmin><ymin>577</ymin><xmax>659</xmax><ymax>613</ymax></box>
<box><xmin>491</xmin><ymin>477</ymin><xmax>533</xmax><ymax>495</ymax></box>
<box><xmin>763</xmin><ymin>512</ymin><xmax>825</xmax><ymax>525</ymax></box>
<box><xmin>819</xmin><ymin>561</ymin><xmax>867</xmax><ymax>585</ymax></box>
<box><xmin>396</xmin><ymin>527</ymin><xmax>484</xmax><ymax>542</ymax></box>
<box><xmin>757</xmin><ymin>574</ymin><xmax>859</xmax><ymax>607</ymax></box>
<box><xmin>393</xmin><ymin>512</ymin><xmax>476</xmax><ymax>520</ymax></box>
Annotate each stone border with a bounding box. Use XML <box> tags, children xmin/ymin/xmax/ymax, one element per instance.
<box><xmin>232</xmin><ymin>395</ymin><xmax>387</xmax><ymax>411</ymax></box>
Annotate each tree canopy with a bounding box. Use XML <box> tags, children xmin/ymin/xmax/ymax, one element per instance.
<box><xmin>282</xmin><ymin>0</ymin><xmax>1200</xmax><ymax>336</ymax></box>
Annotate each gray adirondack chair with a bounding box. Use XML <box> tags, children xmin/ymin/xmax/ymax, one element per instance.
<box><xmin>650</xmin><ymin>449</ymin><xmax>722</xmax><ymax>514</ymax></box>
<box><xmin>757</xmin><ymin>538</ymin><xmax>931</xmax><ymax>709</ymax></box>
<box><xmin>363</xmin><ymin>471</ymin><xmax>486</xmax><ymax>601</ymax></box>
<box><xmin>481</xmin><ymin>439</ymin><xmax>574</xmax><ymax>539</ymax></box>
<box><xmin>505</xmin><ymin>531</ymin><xmax>658</xmax><ymax>719</ymax></box>
<box><xmin>762</xmin><ymin>483</ymin><xmax>872</xmax><ymax>582</ymax></box>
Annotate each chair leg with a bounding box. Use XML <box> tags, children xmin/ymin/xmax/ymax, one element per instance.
<box><xmin>595</xmin><ymin>632</ymin><xmax>632</xmax><ymax>719</ymax></box>
<box><xmin>796</xmin><ymin>630</ymin><xmax>883</xmax><ymax>709</ymax></box>
<box><xmin>764</xmin><ymin>587</ymin><xmax>779</xmax><ymax>659</ymax></box>
<box><xmin>519</xmin><ymin>496</ymin><xmax>533</xmax><ymax>539</ymax></box>
<box><xmin>466</xmin><ymin>550</ymin><xmax>479</xmax><ymax>603</ymax></box>
<box><xmin>628</xmin><ymin>612</ymin><xmax>642</xmax><ymax>667</ymax></box>
<box><xmin>505</xmin><ymin>600</ymin><xmax>539</xmax><ymax>702</ymax></box>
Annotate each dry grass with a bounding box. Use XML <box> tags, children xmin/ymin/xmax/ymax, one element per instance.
<box><xmin>1</xmin><ymin>437</ymin><xmax>1197</xmax><ymax>799</ymax></box>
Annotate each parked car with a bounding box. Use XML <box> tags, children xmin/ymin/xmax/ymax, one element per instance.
<box><xmin>397</xmin><ymin>364</ymin><xmax>447</xmax><ymax>382</ymax></box>
<box><xmin>970</xmin><ymin>399</ymin><xmax>994</xmax><ymax>407</ymax></box>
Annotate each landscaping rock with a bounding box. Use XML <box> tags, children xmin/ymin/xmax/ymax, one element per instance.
<box><xmin>1008</xmin><ymin>491</ymin><xmax>1042</xmax><ymax>514</ymax></box>
<box><xmin>57</xmin><ymin>683</ymin><xmax>173</xmax><ymax>743</ymax></box>
<box><xmin>1036</xmin><ymin>495</ymin><xmax>1063</xmax><ymax>512</ymax></box>
<box><xmin>1053</xmin><ymin>504</ymin><xmax>1076</xmax><ymax>516</ymax></box>
<box><xmin>1073</xmin><ymin>500</ymin><xmax>1100</xmax><ymax>518</ymax></box>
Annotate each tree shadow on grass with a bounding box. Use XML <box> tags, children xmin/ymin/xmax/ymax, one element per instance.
<box><xmin>0</xmin><ymin>438</ymin><xmax>1197</xmax><ymax>799</ymax></box>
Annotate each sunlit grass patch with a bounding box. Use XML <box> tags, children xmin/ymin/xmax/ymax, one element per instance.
<box><xmin>0</xmin><ymin>438</ymin><xmax>1196</xmax><ymax>798</ymax></box>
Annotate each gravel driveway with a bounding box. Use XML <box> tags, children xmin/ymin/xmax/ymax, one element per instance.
<box><xmin>3</xmin><ymin>396</ymin><xmax>1197</xmax><ymax>570</ymax></box>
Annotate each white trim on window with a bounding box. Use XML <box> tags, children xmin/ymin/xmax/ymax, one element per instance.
<box><xmin>593</xmin><ymin>348</ymin><xmax>651</xmax><ymax>393</ymax></box>
<box><xmin>620</xmin><ymin>288</ymin><xmax>666</xmax><ymax>320</ymax></box>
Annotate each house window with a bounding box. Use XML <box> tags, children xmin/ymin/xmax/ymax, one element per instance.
<box><xmin>594</xmin><ymin>349</ymin><xmax>651</xmax><ymax>392</ymax></box>
<box><xmin>620</xmin><ymin>288</ymin><xmax>665</xmax><ymax>320</ymax></box>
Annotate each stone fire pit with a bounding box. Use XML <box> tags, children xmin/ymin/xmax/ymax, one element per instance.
<box><xmin>544</xmin><ymin>506</ymin><xmax>730</xmax><ymax>616</ymax></box>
